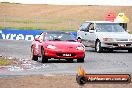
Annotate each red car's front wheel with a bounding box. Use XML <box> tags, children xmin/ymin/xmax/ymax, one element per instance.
<box><xmin>31</xmin><ymin>47</ymin><xmax>38</xmax><ymax>61</ymax></box>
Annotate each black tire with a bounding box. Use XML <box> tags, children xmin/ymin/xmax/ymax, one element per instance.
<box><xmin>76</xmin><ymin>75</ymin><xmax>86</xmax><ymax>85</ymax></box>
<box><xmin>77</xmin><ymin>58</ymin><xmax>84</xmax><ymax>63</ymax></box>
<box><xmin>108</xmin><ymin>49</ymin><xmax>113</xmax><ymax>53</ymax></box>
<box><xmin>128</xmin><ymin>49</ymin><xmax>132</xmax><ymax>53</ymax></box>
<box><xmin>66</xmin><ymin>59</ymin><xmax>73</xmax><ymax>62</ymax></box>
<box><xmin>31</xmin><ymin>48</ymin><xmax>38</xmax><ymax>61</ymax></box>
<box><xmin>41</xmin><ymin>48</ymin><xmax>48</xmax><ymax>63</ymax></box>
<box><xmin>95</xmin><ymin>40</ymin><xmax>103</xmax><ymax>53</ymax></box>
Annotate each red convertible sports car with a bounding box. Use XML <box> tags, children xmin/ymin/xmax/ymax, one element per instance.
<box><xmin>31</xmin><ymin>31</ymin><xmax>85</xmax><ymax>63</ymax></box>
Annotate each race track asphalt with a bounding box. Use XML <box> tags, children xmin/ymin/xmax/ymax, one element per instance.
<box><xmin>0</xmin><ymin>39</ymin><xmax>132</xmax><ymax>77</ymax></box>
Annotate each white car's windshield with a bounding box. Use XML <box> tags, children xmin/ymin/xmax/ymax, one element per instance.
<box><xmin>96</xmin><ymin>23</ymin><xmax>125</xmax><ymax>32</ymax></box>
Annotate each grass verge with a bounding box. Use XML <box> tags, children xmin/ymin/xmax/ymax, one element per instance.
<box><xmin>0</xmin><ymin>57</ymin><xmax>15</xmax><ymax>66</ymax></box>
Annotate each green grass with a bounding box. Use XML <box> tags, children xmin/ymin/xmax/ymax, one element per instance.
<box><xmin>0</xmin><ymin>18</ymin><xmax>36</xmax><ymax>23</ymax></box>
<box><xmin>0</xmin><ymin>57</ymin><xmax>14</xmax><ymax>66</ymax></box>
<box><xmin>10</xmin><ymin>27</ymin><xmax>40</xmax><ymax>30</ymax></box>
<box><xmin>0</xmin><ymin>17</ymin><xmax>81</xmax><ymax>31</ymax></box>
<box><xmin>0</xmin><ymin>17</ymin><xmax>131</xmax><ymax>32</ymax></box>
<box><xmin>129</xmin><ymin>32</ymin><xmax>132</xmax><ymax>34</ymax></box>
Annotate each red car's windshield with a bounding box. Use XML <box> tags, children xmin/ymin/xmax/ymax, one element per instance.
<box><xmin>44</xmin><ymin>32</ymin><xmax>76</xmax><ymax>41</ymax></box>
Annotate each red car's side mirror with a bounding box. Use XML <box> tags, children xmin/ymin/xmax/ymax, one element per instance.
<box><xmin>34</xmin><ymin>38</ymin><xmax>40</xmax><ymax>42</ymax></box>
<box><xmin>77</xmin><ymin>38</ymin><xmax>82</xmax><ymax>43</ymax></box>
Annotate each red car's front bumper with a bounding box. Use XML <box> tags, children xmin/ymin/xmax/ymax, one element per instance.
<box><xmin>45</xmin><ymin>48</ymin><xmax>85</xmax><ymax>59</ymax></box>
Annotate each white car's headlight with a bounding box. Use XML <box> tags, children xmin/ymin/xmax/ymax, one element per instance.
<box><xmin>129</xmin><ymin>39</ymin><xmax>132</xmax><ymax>41</ymax></box>
<box><xmin>76</xmin><ymin>46</ymin><xmax>85</xmax><ymax>50</ymax></box>
<box><xmin>47</xmin><ymin>45</ymin><xmax>56</xmax><ymax>49</ymax></box>
<box><xmin>103</xmin><ymin>38</ymin><xmax>114</xmax><ymax>42</ymax></box>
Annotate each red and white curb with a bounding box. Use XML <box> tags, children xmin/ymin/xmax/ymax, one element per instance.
<box><xmin>0</xmin><ymin>59</ymin><xmax>48</xmax><ymax>72</ymax></box>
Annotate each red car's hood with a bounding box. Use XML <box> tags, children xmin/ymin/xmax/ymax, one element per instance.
<box><xmin>45</xmin><ymin>41</ymin><xmax>83</xmax><ymax>48</ymax></box>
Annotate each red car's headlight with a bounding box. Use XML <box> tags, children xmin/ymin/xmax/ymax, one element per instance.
<box><xmin>47</xmin><ymin>45</ymin><xmax>56</xmax><ymax>49</ymax></box>
<box><xmin>76</xmin><ymin>46</ymin><xmax>85</xmax><ymax>51</ymax></box>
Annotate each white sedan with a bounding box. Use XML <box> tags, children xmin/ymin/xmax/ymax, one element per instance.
<box><xmin>77</xmin><ymin>21</ymin><xmax>132</xmax><ymax>53</ymax></box>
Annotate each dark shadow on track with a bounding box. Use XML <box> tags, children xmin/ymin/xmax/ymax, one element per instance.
<box><xmin>85</xmin><ymin>48</ymin><xmax>130</xmax><ymax>53</ymax></box>
<box><xmin>37</xmin><ymin>59</ymin><xmax>84</xmax><ymax>63</ymax></box>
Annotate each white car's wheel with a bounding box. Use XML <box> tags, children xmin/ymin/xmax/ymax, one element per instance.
<box><xmin>95</xmin><ymin>40</ymin><xmax>103</xmax><ymax>53</ymax></box>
